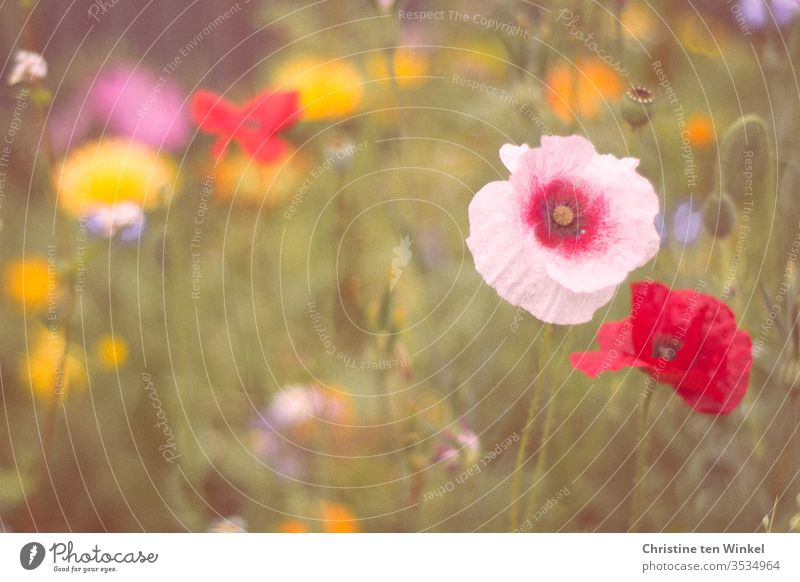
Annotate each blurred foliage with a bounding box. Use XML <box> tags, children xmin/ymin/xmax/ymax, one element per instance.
<box><xmin>0</xmin><ymin>0</ymin><xmax>798</xmax><ymax>532</ymax></box>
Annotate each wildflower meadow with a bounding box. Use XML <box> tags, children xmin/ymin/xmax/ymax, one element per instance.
<box><xmin>1</xmin><ymin>0</ymin><xmax>800</xmax><ymax>542</ymax></box>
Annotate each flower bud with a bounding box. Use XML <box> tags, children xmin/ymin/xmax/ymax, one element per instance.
<box><xmin>621</xmin><ymin>85</ymin><xmax>654</xmax><ymax>129</ymax></box>
<box><xmin>720</xmin><ymin>114</ymin><xmax>773</xmax><ymax>203</ymax></box>
<box><xmin>702</xmin><ymin>193</ymin><xmax>736</xmax><ymax>238</ymax></box>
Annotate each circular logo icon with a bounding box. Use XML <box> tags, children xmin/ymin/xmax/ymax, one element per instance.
<box><xmin>20</xmin><ymin>542</ymin><xmax>46</xmax><ymax>570</ymax></box>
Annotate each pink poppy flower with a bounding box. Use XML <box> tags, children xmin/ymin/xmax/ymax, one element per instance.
<box><xmin>49</xmin><ymin>64</ymin><xmax>190</xmax><ymax>153</ymax></box>
<box><xmin>466</xmin><ymin>135</ymin><xmax>660</xmax><ymax>324</ymax></box>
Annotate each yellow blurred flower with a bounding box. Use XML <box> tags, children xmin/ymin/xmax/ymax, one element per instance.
<box><xmin>95</xmin><ymin>335</ymin><xmax>128</xmax><ymax>369</ymax></box>
<box><xmin>366</xmin><ymin>48</ymin><xmax>429</xmax><ymax>88</ymax></box>
<box><xmin>676</xmin><ymin>14</ymin><xmax>730</xmax><ymax>58</ymax></box>
<box><xmin>56</xmin><ymin>138</ymin><xmax>176</xmax><ymax>217</ymax></box>
<box><xmin>211</xmin><ymin>147</ymin><xmax>309</xmax><ymax>209</ymax></box>
<box><xmin>621</xmin><ymin>3</ymin><xmax>656</xmax><ymax>42</ymax></box>
<box><xmin>21</xmin><ymin>326</ymin><xmax>85</xmax><ymax>402</ymax></box>
<box><xmin>4</xmin><ymin>256</ymin><xmax>55</xmax><ymax>313</ymax></box>
<box><xmin>273</xmin><ymin>57</ymin><xmax>363</xmax><ymax>121</ymax></box>
<box><xmin>546</xmin><ymin>58</ymin><xmax>625</xmax><ymax>122</ymax></box>
<box><xmin>321</xmin><ymin>502</ymin><xmax>359</xmax><ymax>533</ymax></box>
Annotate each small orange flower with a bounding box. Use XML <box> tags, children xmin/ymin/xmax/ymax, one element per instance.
<box><xmin>4</xmin><ymin>257</ymin><xmax>54</xmax><ymax>313</ymax></box>
<box><xmin>321</xmin><ymin>502</ymin><xmax>359</xmax><ymax>533</ymax></box>
<box><xmin>546</xmin><ymin>58</ymin><xmax>625</xmax><ymax>122</ymax></box>
<box><xmin>277</xmin><ymin>519</ymin><xmax>308</xmax><ymax>533</ymax></box>
<box><xmin>95</xmin><ymin>335</ymin><xmax>129</xmax><ymax>369</ymax></box>
<box><xmin>686</xmin><ymin>115</ymin><xmax>715</xmax><ymax>149</ymax></box>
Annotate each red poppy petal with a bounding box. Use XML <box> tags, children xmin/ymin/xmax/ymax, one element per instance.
<box><xmin>245</xmin><ymin>90</ymin><xmax>300</xmax><ymax>134</ymax></box>
<box><xmin>237</xmin><ymin>132</ymin><xmax>287</xmax><ymax>164</ymax></box>
<box><xmin>597</xmin><ymin>319</ymin><xmax>632</xmax><ymax>351</ymax></box>
<box><xmin>673</xmin><ymin>329</ymin><xmax>752</xmax><ymax>415</ymax></box>
<box><xmin>571</xmin><ymin>319</ymin><xmax>646</xmax><ymax>377</ymax></box>
<box><xmin>629</xmin><ymin>280</ymin><xmax>671</xmax><ymax>355</ymax></box>
<box><xmin>191</xmin><ymin>90</ymin><xmax>241</xmax><ymax>133</ymax></box>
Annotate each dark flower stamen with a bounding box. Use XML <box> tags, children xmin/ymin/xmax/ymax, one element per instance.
<box><xmin>626</xmin><ymin>85</ymin><xmax>654</xmax><ymax>104</ymax></box>
<box><xmin>652</xmin><ymin>337</ymin><xmax>682</xmax><ymax>362</ymax></box>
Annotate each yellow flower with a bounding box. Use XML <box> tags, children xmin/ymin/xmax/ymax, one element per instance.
<box><xmin>4</xmin><ymin>256</ymin><xmax>55</xmax><ymax>313</ymax></box>
<box><xmin>21</xmin><ymin>327</ymin><xmax>85</xmax><ymax>402</ymax></box>
<box><xmin>56</xmin><ymin>138</ymin><xmax>176</xmax><ymax>217</ymax></box>
<box><xmin>95</xmin><ymin>335</ymin><xmax>128</xmax><ymax>369</ymax></box>
<box><xmin>321</xmin><ymin>502</ymin><xmax>359</xmax><ymax>533</ymax></box>
<box><xmin>366</xmin><ymin>48</ymin><xmax>429</xmax><ymax>88</ymax></box>
<box><xmin>273</xmin><ymin>57</ymin><xmax>363</xmax><ymax>121</ymax></box>
<box><xmin>211</xmin><ymin>147</ymin><xmax>309</xmax><ymax>208</ymax></box>
<box><xmin>676</xmin><ymin>14</ymin><xmax>730</xmax><ymax>58</ymax></box>
<box><xmin>546</xmin><ymin>58</ymin><xmax>625</xmax><ymax>122</ymax></box>
<box><xmin>621</xmin><ymin>3</ymin><xmax>656</xmax><ymax>42</ymax></box>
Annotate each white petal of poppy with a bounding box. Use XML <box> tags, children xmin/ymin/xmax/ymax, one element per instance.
<box><xmin>544</xmin><ymin>154</ymin><xmax>661</xmax><ymax>293</ymax></box>
<box><xmin>467</xmin><ymin>180</ymin><xmax>617</xmax><ymax>324</ymax></box>
<box><xmin>499</xmin><ymin>143</ymin><xmax>530</xmax><ymax>173</ymax></box>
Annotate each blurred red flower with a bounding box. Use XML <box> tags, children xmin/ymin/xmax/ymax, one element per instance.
<box><xmin>190</xmin><ymin>89</ymin><xmax>299</xmax><ymax>164</ymax></box>
<box><xmin>570</xmin><ymin>280</ymin><xmax>752</xmax><ymax>415</ymax></box>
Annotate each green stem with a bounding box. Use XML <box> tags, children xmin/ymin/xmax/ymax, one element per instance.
<box><xmin>28</xmin><ymin>0</ymin><xmax>74</xmax><ymax>481</ymax></box>
<box><xmin>510</xmin><ymin>323</ymin><xmax>552</xmax><ymax>531</ymax></box>
<box><xmin>614</xmin><ymin>0</ymin><xmax>625</xmax><ymax>65</ymax></box>
<box><xmin>630</xmin><ymin>378</ymin><xmax>655</xmax><ymax>531</ymax></box>
<box><xmin>522</xmin><ymin>361</ymin><xmax>559</xmax><ymax>523</ymax></box>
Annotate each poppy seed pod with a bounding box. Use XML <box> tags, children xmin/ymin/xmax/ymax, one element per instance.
<box><xmin>702</xmin><ymin>193</ymin><xmax>737</xmax><ymax>238</ymax></box>
<box><xmin>621</xmin><ymin>85</ymin><xmax>655</xmax><ymax>128</ymax></box>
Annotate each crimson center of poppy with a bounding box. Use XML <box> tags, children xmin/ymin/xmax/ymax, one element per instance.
<box><xmin>523</xmin><ymin>178</ymin><xmax>604</xmax><ymax>256</ymax></box>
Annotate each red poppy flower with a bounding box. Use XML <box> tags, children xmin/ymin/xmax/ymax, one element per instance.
<box><xmin>570</xmin><ymin>280</ymin><xmax>752</xmax><ymax>415</ymax></box>
<box><xmin>190</xmin><ymin>89</ymin><xmax>299</xmax><ymax>164</ymax></box>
